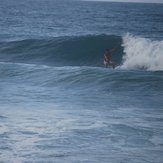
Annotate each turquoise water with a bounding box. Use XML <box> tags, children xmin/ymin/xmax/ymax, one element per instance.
<box><xmin>0</xmin><ymin>0</ymin><xmax>163</xmax><ymax>162</ymax></box>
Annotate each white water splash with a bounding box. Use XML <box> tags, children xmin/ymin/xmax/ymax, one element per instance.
<box><xmin>121</xmin><ymin>34</ymin><xmax>163</xmax><ymax>71</ymax></box>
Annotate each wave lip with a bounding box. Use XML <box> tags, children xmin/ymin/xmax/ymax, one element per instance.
<box><xmin>121</xmin><ymin>34</ymin><xmax>163</xmax><ymax>71</ymax></box>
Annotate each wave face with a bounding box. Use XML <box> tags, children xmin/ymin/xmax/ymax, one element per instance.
<box><xmin>0</xmin><ymin>35</ymin><xmax>123</xmax><ymax>66</ymax></box>
<box><xmin>121</xmin><ymin>34</ymin><xmax>163</xmax><ymax>71</ymax></box>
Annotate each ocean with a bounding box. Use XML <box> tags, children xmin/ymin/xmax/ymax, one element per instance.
<box><xmin>0</xmin><ymin>0</ymin><xmax>163</xmax><ymax>162</ymax></box>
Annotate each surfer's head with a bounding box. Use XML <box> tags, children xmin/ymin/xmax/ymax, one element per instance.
<box><xmin>105</xmin><ymin>49</ymin><xmax>110</xmax><ymax>53</ymax></box>
<box><xmin>105</xmin><ymin>49</ymin><xmax>109</xmax><ymax>52</ymax></box>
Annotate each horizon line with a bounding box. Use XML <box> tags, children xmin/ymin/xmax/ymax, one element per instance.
<box><xmin>80</xmin><ymin>0</ymin><xmax>163</xmax><ymax>4</ymax></box>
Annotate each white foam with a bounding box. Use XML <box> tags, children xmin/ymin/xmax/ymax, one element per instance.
<box><xmin>121</xmin><ymin>33</ymin><xmax>163</xmax><ymax>71</ymax></box>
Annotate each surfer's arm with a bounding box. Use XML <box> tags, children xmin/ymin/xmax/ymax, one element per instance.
<box><xmin>104</xmin><ymin>54</ymin><xmax>109</xmax><ymax>62</ymax></box>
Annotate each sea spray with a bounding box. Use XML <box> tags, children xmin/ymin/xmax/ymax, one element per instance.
<box><xmin>121</xmin><ymin>34</ymin><xmax>163</xmax><ymax>71</ymax></box>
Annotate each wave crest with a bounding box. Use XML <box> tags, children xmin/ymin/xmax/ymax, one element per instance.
<box><xmin>121</xmin><ymin>34</ymin><xmax>163</xmax><ymax>71</ymax></box>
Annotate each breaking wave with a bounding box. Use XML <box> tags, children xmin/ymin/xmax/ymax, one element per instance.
<box><xmin>0</xmin><ymin>34</ymin><xmax>162</xmax><ymax>71</ymax></box>
<box><xmin>121</xmin><ymin>34</ymin><xmax>163</xmax><ymax>71</ymax></box>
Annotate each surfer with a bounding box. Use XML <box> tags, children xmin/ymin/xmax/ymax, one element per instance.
<box><xmin>103</xmin><ymin>49</ymin><xmax>115</xmax><ymax>69</ymax></box>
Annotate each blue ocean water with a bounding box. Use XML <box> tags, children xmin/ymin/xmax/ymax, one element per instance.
<box><xmin>0</xmin><ymin>0</ymin><xmax>163</xmax><ymax>162</ymax></box>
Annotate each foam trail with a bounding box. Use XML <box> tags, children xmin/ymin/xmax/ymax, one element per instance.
<box><xmin>121</xmin><ymin>34</ymin><xmax>163</xmax><ymax>71</ymax></box>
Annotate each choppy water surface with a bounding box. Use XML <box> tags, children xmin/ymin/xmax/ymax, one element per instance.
<box><xmin>0</xmin><ymin>0</ymin><xmax>163</xmax><ymax>162</ymax></box>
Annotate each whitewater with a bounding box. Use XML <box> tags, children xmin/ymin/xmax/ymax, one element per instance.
<box><xmin>0</xmin><ymin>0</ymin><xmax>163</xmax><ymax>163</ymax></box>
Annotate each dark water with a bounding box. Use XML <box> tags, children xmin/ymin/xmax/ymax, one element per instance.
<box><xmin>0</xmin><ymin>0</ymin><xmax>163</xmax><ymax>162</ymax></box>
